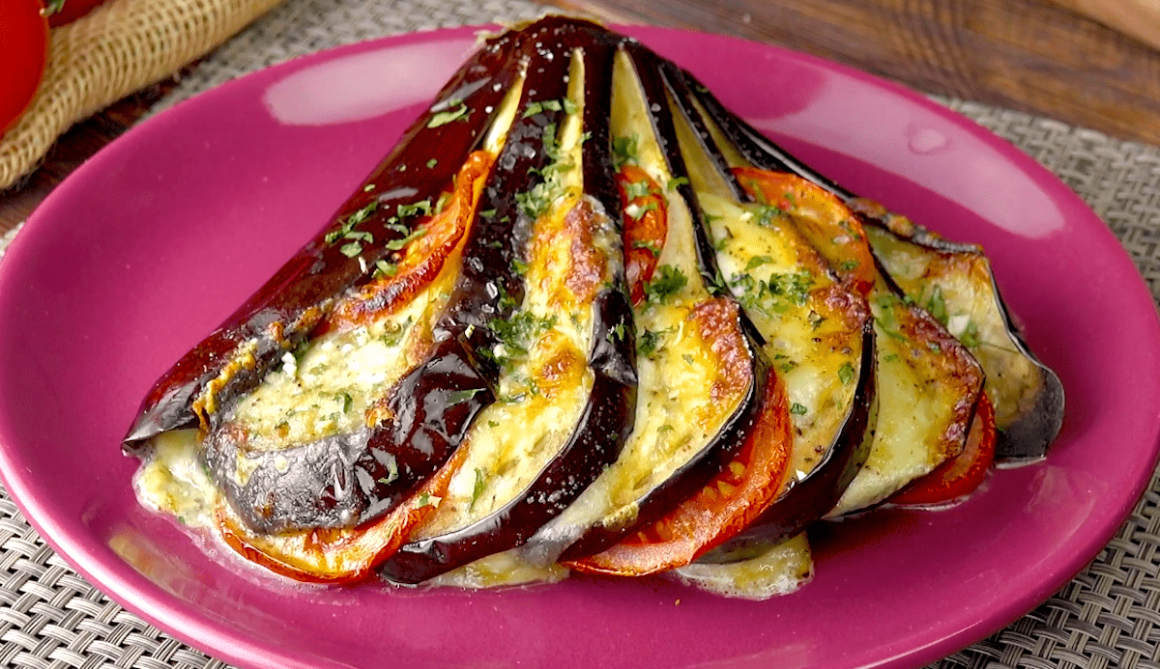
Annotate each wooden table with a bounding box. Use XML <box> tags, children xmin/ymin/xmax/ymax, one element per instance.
<box><xmin>3</xmin><ymin>0</ymin><xmax>1159</xmax><ymax>235</ymax></box>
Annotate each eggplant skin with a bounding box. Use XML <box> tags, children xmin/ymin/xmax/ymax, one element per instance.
<box><xmin>121</xmin><ymin>29</ymin><xmax>524</xmax><ymax>455</ymax></box>
<box><xmin>699</xmin><ymin>321</ymin><xmax>876</xmax><ymax>562</ymax></box>
<box><xmin>203</xmin><ymin>337</ymin><xmax>494</xmax><ymax>534</ymax></box>
<box><xmin>857</xmin><ymin>208</ymin><xmax>1064</xmax><ymax>461</ymax></box>
<box><xmin>380</xmin><ymin>289</ymin><xmax>638</xmax><ymax>585</ymax></box>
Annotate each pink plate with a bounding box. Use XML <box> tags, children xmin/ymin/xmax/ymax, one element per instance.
<box><xmin>1</xmin><ymin>24</ymin><xmax>1158</xmax><ymax>669</ymax></box>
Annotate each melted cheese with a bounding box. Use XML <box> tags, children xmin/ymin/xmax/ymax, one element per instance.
<box><xmin>412</xmin><ymin>50</ymin><xmax>608</xmax><ymax>540</ymax></box>
<box><xmin>864</xmin><ymin>225</ymin><xmax>1042</xmax><ymax>429</ymax></box>
<box><xmin>830</xmin><ymin>282</ymin><xmax>975</xmax><ymax>515</ymax></box>
<box><xmin>699</xmin><ymin>191</ymin><xmax>862</xmax><ymax>479</ymax></box>
<box><xmin>672</xmin><ymin>533</ymin><xmax>813</xmax><ymax>599</ymax></box>
<box><xmin>133</xmin><ymin>429</ymin><xmax>218</xmax><ymax>529</ymax></box>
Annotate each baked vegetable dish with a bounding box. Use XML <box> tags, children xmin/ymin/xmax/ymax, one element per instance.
<box><xmin>123</xmin><ymin>16</ymin><xmax>1064</xmax><ymax>599</ymax></box>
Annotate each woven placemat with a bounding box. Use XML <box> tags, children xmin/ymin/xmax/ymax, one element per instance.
<box><xmin>2</xmin><ymin>0</ymin><xmax>1160</xmax><ymax>667</ymax></box>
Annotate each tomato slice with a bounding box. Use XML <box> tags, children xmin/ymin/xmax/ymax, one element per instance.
<box><xmin>733</xmin><ymin>167</ymin><xmax>876</xmax><ymax>297</ymax></box>
<box><xmin>890</xmin><ymin>393</ymin><xmax>997</xmax><ymax>506</ymax></box>
<box><xmin>0</xmin><ymin>0</ymin><xmax>48</xmax><ymax>136</ymax></box>
<box><xmin>617</xmin><ymin>165</ymin><xmax>668</xmax><ymax>305</ymax></box>
<box><xmin>326</xmin><ymin>150</ymin><xmax>493</xmax><ymax>331</ymax></box>
<box><xmin>566</xmin><ymin>368</ymin><xmax>793</xmax><ymax>576</ymax></box>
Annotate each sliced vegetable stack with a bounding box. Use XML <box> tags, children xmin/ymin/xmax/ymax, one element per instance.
<box><xmin>124</xmin><ymin>16</ymin><xmax>1064</xmax><ymax>598</ymax></box>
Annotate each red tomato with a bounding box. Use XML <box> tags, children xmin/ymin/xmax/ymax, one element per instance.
<box><xmin>733</xmin><ymin>167</ymin><xmax>876</xmax><ymax>298</ymax></box>
<box><xmin>46</xmin><ymin>0</ymin><xmax>108</xmax><ymax>27</ymax></box>
<box><xmin>617</xmin><ymin>165</ymin><xmax>668</xmax><ymax>305</ymax></box>
<box><xmin>0</xmin><ymin>0</ymin><xmax>49</xmax><ymax>136</ymax></box>
<box><xmin>566</xmin><ymin>368</ymin><xmax>793</xmax><ymax>576</ymax></box>
<box><xmin>890</xmin><ymin>393</ymin><xmax>997</xmax><ymax>506</ymax></box>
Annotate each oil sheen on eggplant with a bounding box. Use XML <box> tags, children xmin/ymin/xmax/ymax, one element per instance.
<box><xmin>378</xmin><ymin>25</ymin><xmax>637</xmax><ymax>585</ymax></box>
<box><xmin>514</xmin><ymin>45</ymin><xmax>770</xmax><ymax>569</ymax></box>
<box><xmin>124</xmin><ymin>17</ymin><xmax>1064</xmax><ymax>596</ymax></box>
<box><xmin>125</xmin><ymin>33</ymin><xmax>536</xmax><ymax>538</ymax></box>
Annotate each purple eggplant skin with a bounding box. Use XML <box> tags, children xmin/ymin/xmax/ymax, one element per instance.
<box><xmin>377</xmin><ymin>19</ymin><xmax>640</xmax><ymax>585</ymax></box>
<box><xmin>854</xmin><ymin>209</ymin><xmax>1064</xmax><ymax>461</ymax></box>
<box><xmin>121</xmin><ymin>29</ymin><xmax>524</xmax><ymax>454</ymax></box>
<box><xmin>543</xmin><ymin>41</ymin><xmax>775</xmax><ymax>563</ymax></box>
<box><xmin>203</xmin><ymin>338</ymin><xmax>495</xmax><ymax>534</ymax></box>
<box><xmin>699</xmin><ymin>322</ymin><xmax>877</xmax><ymax>563</ymax></box>
<box><xmin>684</xmin><ymin>71</ymin><xmax>1062</xmax><ymax>461</ymax></box>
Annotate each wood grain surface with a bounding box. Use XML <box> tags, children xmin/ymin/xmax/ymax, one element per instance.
<box><xmin>3</xmin><ymin>0</ymin><xmax>1160</xmax><ymax>234</ymax></box>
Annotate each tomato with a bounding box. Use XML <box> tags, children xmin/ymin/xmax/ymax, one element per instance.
<box><xmin>617</xmin><ymin>165</ymin><xmax>668</xmax><ymax>305</ymax></box>
<box><xmin>890</xmin><ymin>393</ymin><xmax>997</xmax><ymax>506</ymax></box>
<box><xmin>733</xmin><ymin>167</ymin><xmax>876</xmax><ymax>297</ymax></box>
<box><xmin>46</xmin><ymin>0</ymin><xmax>108</xmax><ymax>26</ymax></box>
<box><xmin>0</xmin><ymin>0</ymin><xmax>49</xmax><ymax>136</ymax></box>
<box><xmin>566</xmin><ymin>368</ymin><xmax>793</xmax><ymax>576</ymax></box>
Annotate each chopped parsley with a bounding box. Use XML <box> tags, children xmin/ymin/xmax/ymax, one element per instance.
<box><xmin>426</xmin><ymin>158</ymin><xmax>438</xmax><ymax>169</ymax></box>
<box><xmin>325</xmin><ymin>201</ymin><xmax>379</xmax><ymax>245</ymax></box>
<box><xmin>727</xmin><ymin>270</ymin><xmax>812</xmax><ymax>317</ymax></box>
<box><xmin>633</xmin><ymin>239</ymin><xmax>662</xmax><ymax>256</ymax></box>
<box><xmin>623</xmin><ymin>179</ymin><xmax>654</xmax><ymax>200</ymax></box>
<box><xmin>427</xmin><ymin>99</ymin><xmax>470</xmax><ymax>127</ymax></box>
<box><xmin>522</xmin><ymin>98</ymin><xmax>578</xmax><ymax>118</ymax></box>
<box><xmin>642</xmin><ymin>265</ymin><xmax>688</xmax><ymax>306</ymax></box>
<box><xmin>448</xmin><ymin>388</ymin><xmax>484</xmax><ymax>404</ymax></box>
<box><xmin>397</xmin><ymin>199</ymin><xmax>433</xmax><ymax>219</ymax></box>
<box><xmin>838</xmin><ymin>361</ymin><xmax>855</xmax><ymax>385</ymax></box>
<box><xmin>612</xmin><ymin>134</ymin><xmax>640</xmax><ymax>168</ymax></box>
<box><xmin>373</xmin><ymin>260</ymin><xmax>397</xmax><ymax>279</ymax></box>
<box><xmin>667</xmin><ymin>176</ymin><xmax>689</xmax><ymax>191</ymax></box>
<box><xmin>469</xmin><ymin>468</ymin><xmax>488</xmax><ymax>511</ymax></box>
<box><xmin>790</xmin><ymin>402</ymin><xmax>808</xmax><ymax>416</ymax></box>
<box><xmin>959</xmin><ymin>320</ymin><xmax>981</xmax><ymax>348</ymax></box>
<box><xmin>385</xmin><ymin>226</ymin><xmax>428</xmax><ymax>251</ymax></box>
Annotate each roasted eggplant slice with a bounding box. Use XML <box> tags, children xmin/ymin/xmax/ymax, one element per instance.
<box><xmin>378</xmin><ymin>32</ymin><xmax>637</xmax><ymax>585</ymax></box>
<box><xmin>659</xmin><ymin>81</ymin><xmax>876</xmax><ymax>556</ymax></box>
<box><xmin>508</xmin><ymin>44</ymin><xmax>774</xmax><ymax>576</ymax></box>
<box><xmin>123</xmin><ymin>32</ymin><xmax>524</xmax><ymax>452</ymax></box>
<box><xmin>687</xmin><ymin>73</ymin><xmax>1061</xmax><ymax>461</ymax></box>
<box><xmin>859</xmin><ymin>211</ymin><xmax>1064</xmax><ymax>461</ymax></box>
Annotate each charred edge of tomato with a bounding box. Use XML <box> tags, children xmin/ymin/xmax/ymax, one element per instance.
<box><xmin>121</xmin><ymin>35</ymin><xmax>525</xmax><ymax>454</ymax></box>
<box><xmin>679</xmin><ymin>67</ymin><xmax>853</xmax><ymax>200</ymax></box>
<box><xmin>379</xmin><ymin>289</ymin><xmax>638</xmax><ymax>584</ymax></box>
<box><xmin>698</xmin><ymin>320</ymin><xmax>877</xmax><ymax>563</ymax></box>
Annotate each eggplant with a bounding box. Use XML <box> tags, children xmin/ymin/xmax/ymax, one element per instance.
<box><xmin>657</xmin><ymin>68</ymin><xmax>878</xmax><ymax>557</ymax></box>
<box><xmin>687</xmin><ymin>74</ymin><xmax>1062</xmax><ymax>460</ymax></box>
<box><xmin>859</xmin><ymin>212</ymin><xmax>1064</xmax><ymax>461</ymax></box>
<box><xmin>378</xmin><ymin>23</ymin><xmax>638</xmax><ymax>585</ymax></box>
<box><xmin>501</xmin><ymin>42</ymin><xmax>775</xmax><ymax>576</ymax></box>
<box><xmin>123</xmin><ymin>32</ymin><xmax>532</xmax><ymax>540</ymax></box>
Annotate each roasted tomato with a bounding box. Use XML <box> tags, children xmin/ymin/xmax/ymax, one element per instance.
<box><xmin>1</xmin><ymin>0</ymin><xmax>48</xmax><ymax>136</ymax></box>
<box><xmin>566</xmin><ymin>368</ymin><xmax>791</xmax><ymax>575</ymax></box>
<box><xmin>890</xmin><ymin>393</ymin><xmax>997</xmax><ymax>506</ymax></box>
<box><xmin>617</xmin><ymin>164</ymin><xmax>667</xmax><ymax>304</ymax></box>
<box><xmin>732</xmin><ymin>167</ymin><xmax>876</xmax><ymax>297</ymax></box>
